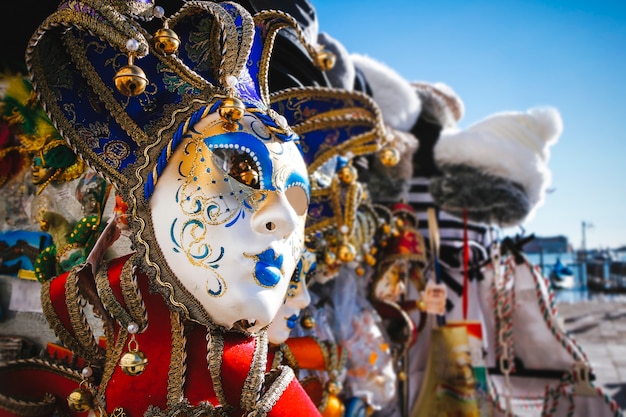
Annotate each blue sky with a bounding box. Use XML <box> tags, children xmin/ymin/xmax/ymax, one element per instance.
<box><xmin>313</xmin><ymin>0</ymin><xmax>626</xmax><ymax>250</ymax></box>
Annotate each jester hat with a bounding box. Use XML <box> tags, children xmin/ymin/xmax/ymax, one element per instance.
<box><xmin>26</xmin><ymin>0</ymin><xmax>387</xmax><ymax>326</ymax></box>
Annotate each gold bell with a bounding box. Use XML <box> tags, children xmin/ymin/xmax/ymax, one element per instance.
<box><xmin>337</xmin><ymin>242</ymin><xmax>357</xmax><ymax>263</ymax></box>
<box><xmin>322</xmin><ymin>393</ymin><xmax>345</xmax><ymax>417</ymax></box>
<box><xmin>337</xmin><ymin>164</ymin><xmax>358</xmax><ymax>184</ymax></box>
<box><xmin>324</xmin><ymin>249</ymin><xmax>337</xmax><ymax>266</ymax></box>
<box><xmin>314</xmin><ymin>49</ymin><xmax>336</xmax><ymax>71</ymax></box>
<box><xmin>119</xmin><ymin>349</ymin><xmax>148</xmax><ymax>376</ymax></box>
<box><xmin>67</xmin><ymin>387</ymin><xmax>93</xmax><ymax>412</ymax></box>
<box><xmin>378</xmin><ymin>146</ymin><xmax>401</xmax><ymax>167</ymax></box>
<box><xmin>218</xmin><ymin>97</ymin><xmax>245</xmax><ymax>131</ymax></box>
<box><xmin>152</xmin><ymin>27</ymin><xmax>180</xmax><ymax>55</ymax></box>
<box><xmin>364</xmin><ymin>252</ymin><xmax>377</xmax><ymax>266</ymax></box>
<box><xmin>300</xmin><ymin>314</ymin><xmax>316</xmax><ymax>329</ymax></box>
<box><xmin>113</xmin><ymin>56</ymin><xmax>148</xmax><ymax>97</ymax></box>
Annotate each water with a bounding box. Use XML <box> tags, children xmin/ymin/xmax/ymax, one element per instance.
<box><xmin>525</xmin><ymin>252</ymin><xmax>626</xmax><ymax>303</ymax></box>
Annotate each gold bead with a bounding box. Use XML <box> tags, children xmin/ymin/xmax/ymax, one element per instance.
<box><xmin>113</xmin><ymin>64</ymin><xmax>148</xmax><ymax>97</ymax></box>
<box><xmin>337</xmin><ymin>242</ymin><xmax>356</xmax><ymax>263</ymax></box>
<box><xmin>398</xmin><ymin>370</ymin><xmax>407</xmax><ymax>381</ymax></box>
<box><xmin>300</xmin><ymin>314</ymin><xmax>316</xmax><ymax>329</ymax></box>
<box><xmin>324</xmin><ymin>249</ymin><xmax>337</xmax><ymax>266</ymax></box>
<box><xmin>355</xmin><ymin>266</ymin><xmax>366</xmax><ymax>276</ymax></box>
<box><xmin>219</xmin><ymin>97</ymin><xmax>245</xmax><ymax>131</ymax></box>
<box><xmin>152</xmin><ymin>27</ymin><xmax>180</xmax><ymax>54</ymax></box>
<box><xmin>378</xmin><ymin>146</ymin><xmax>400</xmax><ymax>167</ymax></box>
<box><xmin>337</xmin><ymin>164</ymin><xmax>358</xmax><ymax>184</ymax></box>
<box><xmin>364</xmin><ymin>252</ymin><xmax>377</xmax><ymax>266</ymax></box>
<box><xmin>119</xmin><ymin>350</ymin><xmax>148</xmax><ymax>376</ymax></box>
<box><xmin>322</xmin><ymin>393</ymin><xmax>345</xmax><ymax>417</ymax></box>
<box><xmin>67</xmin><ymin>388</ymin><xmax>93</xmax><ymax>412</ymax></box>
<box><xmin>314</xmin><ymin>49</ymin><xmax>336</xmax><ymax>71</ymax></box>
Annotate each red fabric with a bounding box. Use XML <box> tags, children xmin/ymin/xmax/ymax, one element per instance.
<box><xmin>0</xmin><ymin>363</ymin><xmax>81</xmax><ymax>417</ymax></box>
<box><xmin>48</xmin><ymin>270</ymin><xmax>75</xmax><ymax>340</ymax></box>
<box><xmin>102</xmin><ymin>256</ymin><xmax>171</xmax><ymax>416</ymax></box>
<box><xmin>106</xmin><ymin>255</ymin><xmax>130</xmax><ymax>312</ymax></box>
<box><xmin>268</xmin><ymin>378</ymin><xmax>322</xmax><ymax>417</ymax></box>
<box><xmin>0</xmin><ymin>254</ymin><xmax>324</xmax><ymax>417</ymax></box>
<box><xmin>221</xmin><ymin>333</ymin><xmax>258</xmax><ymax>413</ymax></box>
<box><xmin>184</xmin><ymin>325</ymin><xmax>217</xmax><ymax>405</ymax></box>
<box><xmin>300</xmin><ymin>378</ymin><xmax>324</xmax><ymax>410</ymax></box>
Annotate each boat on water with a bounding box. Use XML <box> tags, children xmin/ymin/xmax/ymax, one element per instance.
<box><xmin>550</xmin><ymin>258</ymin><xmax>576</xmax><ymax>289</ymax></box>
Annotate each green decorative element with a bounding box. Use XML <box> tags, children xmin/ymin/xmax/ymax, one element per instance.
<box><xmin>42</xmin><ymin>144</ymin><xmax>78</xmax><ymax>169</ymax></box>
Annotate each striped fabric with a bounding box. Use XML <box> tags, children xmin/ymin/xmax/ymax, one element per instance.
<box><xmin>404</xmin><ymin>176</ymin><xmax>492</xmax><ymax>320</ymax></box>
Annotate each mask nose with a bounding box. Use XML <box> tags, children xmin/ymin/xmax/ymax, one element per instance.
<box><xmin>251</xmin><ymin>190</ymin><xmax>299</xmax><ymax>239</ymax></box>
<box><xmin>292</xmin><ymin>283</ymin><xmax>311</xmax><ymax>310</ymax></box>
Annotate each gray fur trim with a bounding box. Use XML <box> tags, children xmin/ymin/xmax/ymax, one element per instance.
<box><xmin>365</xmin><ymin>130</ymin><xmax>418</xmax><ymax>204</ymax></box>
<box><xmin>318</xmin><ymin>32</ymin><xmax>355</xmax><ymax>91</ymax></box>
<box><xmin>429</xmin><ymin>164</ymin><xmax>531</xmax><ymax>227</ymax></box>
<box><xmin>366</xmin><ymin>159</ymin><xmax>413</xmax><ymax>204</ymax></box>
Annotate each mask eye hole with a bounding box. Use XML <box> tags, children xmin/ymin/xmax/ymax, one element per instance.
<box><xmin>212</xmin><ymin>148</ymin><xmax>260</xmax><ymax>189</ymax></box>
<box><xmin>285</xmin><ymin>185</ymin><xmax>308</xmax><ymax>217</ymax></box>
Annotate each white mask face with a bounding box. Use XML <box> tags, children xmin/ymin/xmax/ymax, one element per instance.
<box><xmin>267</xmin><ymin>249</ymin><xmax>315</xmax><ymax>345</ymax></box>
<box><xmin>150</xmin><ymin>111</ymin><xmax>309</xmax><ymax>332</ymax></box>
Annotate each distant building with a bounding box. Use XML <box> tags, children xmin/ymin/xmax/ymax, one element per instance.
<box><xmin>523</xmin><ymin>235</ymin><xmax>570</xmax><ymax>254</ymax></box>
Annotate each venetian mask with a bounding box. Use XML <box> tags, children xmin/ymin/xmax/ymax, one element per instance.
<box><xmin>150</xmin><ymin>110</ymin><xmax>310</xmax><ymax>332</ymax></box>
<box><xmin>267</xmin><ymin>249</ymin><xmax>315</xmax><ymax>344</ymax></box>
<box><xmin>31</xmin><ymin>153</ymin><xmax>58</xmax><ymax>186</ymax></box>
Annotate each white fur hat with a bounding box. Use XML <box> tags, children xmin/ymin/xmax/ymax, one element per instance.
<box><xmin>412</xmin><ymin>81</ymin><xmax>464</xmax><ymax>129</ymax></box>
<box><xmin>351</xmin><ymin>53</ymin><xmax>422</xmax><ymax>132</ymax></box>
<box><xmin>434</xmin><ymin>107</ymin><xmax>563</xmax><ymax>222</ymax></box>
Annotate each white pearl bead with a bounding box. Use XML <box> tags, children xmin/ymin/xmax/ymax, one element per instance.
<box><xmin>81</xmin><ymin>366</ymin><xmax>93</xmax><ymax>378</ymax></box>
<box><xmin>153</xmin><ymin>5</ymin><xmax>165</xmax><ymax>19</ymax></box>
<box><xmin>127</xmin><ymin>322</ymin><xmax>139</xmax><ymax>334</ymax></box>
<box><xmin>340</xmin><ymin>225</ymin><xmax>349</xmax><ymax>234</ymax></box>
<box><xmin>126</xmin><ymin>38</ymin><xmax>139</xmax><ymax>52</ymax></box>
<box><xmin>225</xmin><ymin>75</ymin><xmax>238</xmax><ymax>88</ymax></box>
